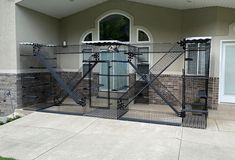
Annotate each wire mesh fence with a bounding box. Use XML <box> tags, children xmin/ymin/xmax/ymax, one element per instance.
<box><xmin>18</xmin><ymin>40</ymin><xmax>210</xmax><ymax>127</ymax></box>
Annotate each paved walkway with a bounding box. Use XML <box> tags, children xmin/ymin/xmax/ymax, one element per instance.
<box><xmin>0</xmin><ymin>105</ymin><xmax>235</xmax><ymax>160</ymax></box>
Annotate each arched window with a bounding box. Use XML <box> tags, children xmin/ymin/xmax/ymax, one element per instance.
<box><xmin>82</xmin><ymin>32</ymin><xmax>93</xmax><ymax>78</ymax></box>
<box><xmin>99</xmin><ymin>14</ymin><xmax>130</xmax><ymax>42</ymax></box>
<box><xmin>136</xmin><ymin>28</ymin><xmax>151</xmax><ymax>80</ymax></box>
<box><xmin>83</xmin><ymin>32</ymin><xmax>92</xmax><ymax>41</ymax></box>
<box><xmin>137</xmin><ymin>29</ymin><xmax>150</xmax><ymax>42</ymax></box>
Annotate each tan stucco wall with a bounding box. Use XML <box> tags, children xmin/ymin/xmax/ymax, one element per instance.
<box><xmin>60</xmin><ymin>0</ymin><xmax>182</xmax><ymax>44</ymax></box>
<box><xmin>216</xmin><ymin>7</ymin><xmax>235</xmax><ymax>36</ymax></box>
<box><xmin>212</xmin><ymin>8</ymin><xmax>235</xmax><ymax>77</ymax></box>
<box><xmin>182</xmin><ymin>7</ymin><xmax>235</xmax><ymax>37</ymax></box>
<box><xmin>210</xmin><ymin>30</ymin><xmax>235</xmax><ymax>77</ymax></box>
<box><xmin>58</xmin><ymin>2</ymin><xmax>235</xmax><ymax>76</ymax></box>
<box><xmin>182</xmin><ymin>7</ymin><xmax>235</xmax><ymax>77</ymax></box>
<box><xmin>59</xmin><ymin>0</ymin><xmax>184</xmax><ymax>73</ymax></box>
<box><xmin>182</xmin><ymin>7</ymin><xmax>218</xmax><ymax>37</ymax></box>
<box><xmin>0</xmin><ymin>0</ymin><xmax>17</xmax><ymax>73</ymax></box>
<box><xmin>2</xmin><ymin>0</ymin><xmax>235</xmax><ymax>77</ymax></box>
<box><xmin>15</xmin><ymin>5</ymin><xmax>60</xmax><ymax>72</ymax></box>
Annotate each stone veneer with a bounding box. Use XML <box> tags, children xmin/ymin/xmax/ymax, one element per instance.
<box><xmin>129</xmin><ymin>74</ymin><xmax>219</xmax><ymax>109</ymax></box>
<box><xmin>0</xmin><ymin>72</ymin><xmax>57</xmax><ymax>116</ymax></box>
<box><xmin>58</xmin><ymin>72</ymin><xmax>99</xmax><ymax>97</ymax></box>
<box><xmin>19</xmin><ymin>72</ymin><xmax>55</xmax><ymax>108</ymax></box>
<box><xmin>0</xmin><ymin>72</ymin><xmax>220</xmax><ymax>116</ymax></box>
<box><xmin>208</xmin><ymin>77</ymin><xmax>219</xmax><ymax>109</ymax></box>
<box><xmin>0</xmin><ymin>73</ymin><xmax>19</xmax><ymax>116</ymax></box>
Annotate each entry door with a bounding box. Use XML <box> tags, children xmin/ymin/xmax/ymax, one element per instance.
<box><xmin>220</xmin><ymin>42</ymin><xmax>235</xmax><ymax>103</ymax></box>
<box><xmin>100</xmin><ymin>51</ymin><xmax>128</xmax><ymax>91</ymax></box>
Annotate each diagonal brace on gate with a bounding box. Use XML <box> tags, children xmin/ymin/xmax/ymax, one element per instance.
<box><xmin>128</xmin><ymin>61</ymin><xmax>181</xmax><ymax>116</ymax></box>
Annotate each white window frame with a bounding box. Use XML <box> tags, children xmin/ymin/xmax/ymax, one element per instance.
<box><xmin>82</xmin><ymin>48</ymin><xmax>93</xmax><ymax>79</ymax></box>
<box><xmin>83</xmin><ymin>32</ymin><xmax>93</xmax><ymax>42</ymax></box>
<box><xmin>137</xmin><ymin>29</ymin><xmax>150</xmax><ymax>43</ymax></box>
<box><xmin>186</xmin><ymin>43</ymin><xmax>209</xmax><ymax>76</ymax></box>
<box><xmin>185</xmin><ymin>37</ymin><xmax>211</xmax><ymax>76</ymax></box>
<box><xmin>97</xmin><ymin>11</ymin><xmax>132</xmax><ymax>43</ymax></box>
<box><xmin>136</xmin><ymin>28</ymin><xmax>151</xmax><ymax>80</ymax></box>
<box><xmin>81</xmin><ymin>31</ymin><xmax>93</xmax><ymax>79</ymax></box>
<box><xmin>136</xmin><ymin>46</ymin><xmax>150</xmax><ymax>81</ymax></box>
<box><xmin>219</xmin><ymin>40</ymin><xmax>235</xmax><ymax>103</ymax></box>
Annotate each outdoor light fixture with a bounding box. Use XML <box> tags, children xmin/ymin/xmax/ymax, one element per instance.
<box><xmin>62</xmin><ymin>41</ymin><xmax>67</xmax><ymax>47</ymax></box>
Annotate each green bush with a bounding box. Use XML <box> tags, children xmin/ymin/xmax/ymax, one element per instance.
<box><xmin>0</xmin><ymin>115</ymin><xmax>21</xmax><ymax>126</ymax></box>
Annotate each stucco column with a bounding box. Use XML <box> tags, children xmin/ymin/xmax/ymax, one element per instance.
<box><xmin>0</xmin><ymin>0</ymin><xmax>18</xmax><ymax>116</ymax></box>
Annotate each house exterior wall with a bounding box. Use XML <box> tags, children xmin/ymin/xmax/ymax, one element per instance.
<box><xmin>15</xmin><ymin>5</ymin><xmax>60</xmax><ymax>71</ymax></box>
<box><xmin>182</xmin><ymin>7</ymin><xmax>235</xmax><ymax>78</ymax></box>
<box><xmin>14</xmin><ymin>5</ymin><xmax>60</xmax><ymax>109</ymax></box>
<box><xmin>2</xmin><ymin>0</ymin><xmax>235</xmax><ymax>115</ymax></box>
<box><xmin>60</xmin><ymin>1</ymin><xmax>182</xmax><ymax>44</ymax></box>
<box><xmin>58</xmin><ymin>2</ymin><xmax>235</xmax><ymax>109</ymax></box>
<box><xmin>59</xmin><ymin>0</ymin><xmax>184</xmax><ymax>73</ymax></box>
<box><xmin>0</xmin><ymin>4</ymin><xmax>60</xmax><ymax>113</ymax></box>
<box><xmin>58</xmin><ymin>2</ymin><xmax>235</xmax><ymax>77</ymax></box>
<box><xmin>182</xmin><ymin>7</ymin><xmax>218</xmax><ymax>38</ymax></box>
<box><xmin>0</xmin><ymin>0</ymin><xmax>18</xmax><ymax>116</ymax></box>
<box><xmin>180</xmin><ymin>7</ymin><xmax>235</xmax><ymax>107</ymax></box>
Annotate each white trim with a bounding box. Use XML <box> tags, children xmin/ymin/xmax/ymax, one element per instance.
<box><xmin>136</xmin><ymin>27</ymin><xmax>152</xmax><ymax>43</ymax></box>
<box><xmin>0</xmin><ymin>69</ymin><xmax>50</xmax><ymax>74</ymax></box>
<box><xmin>186</xmin><ymin>37</ymin><xmax>212</xmax><ymax>40</ymax></box>
<box><xmin>161</xmin><ymin>71</ymin><xmax>182</xmax><ymax>75</ymax></box>
<box><xmin>81</xmin><ymin>32</ymin><xmax>93</xmax><ymax>42</ymax></box>
<box><xmin>0</xmin><ymin>70</ymin><xmax>18</xmax><ymax>74</ymax></box>
<box><xmin>56</xmin><ymin>69</ymin><xmax>80</xmax><ymax>72</ymax></box>
<box><xmin>135</xmin><ymin>26</ymin><xmax>153</xmax><ymax>80</ymax></box>
<box><xmin>185</xmin><ymin>38</ymin><xmax>211</xmax><ymax>76</ymax></box>
<box><xmin>82</xmin><ymin>40</ymin><xmax>130</xmax><ymax>45</ymax></box>
<box><xmin>136</xmin><ymin>27</ymin><xmax>153</xmax><ymax>65</ymax></box>
<box><xmin>79</xmin><ymin>30</ymin><xmax>94</xmax><ymax>79</ymax></box>
<box><xmin>79</xmin><ymin>30</ymin><xmax>93</xmax><ymax>43</ymax></box>
<box><xmin>219</xmin><ymin>40</ymin><xmax>235</xmax><ymax>103</ymax></box>
<box><xmin>135</xmin><ymin>46</ymin><xmax>150</xmax><ymax>81</ymax></box>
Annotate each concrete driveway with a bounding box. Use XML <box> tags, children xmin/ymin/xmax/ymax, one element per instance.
<box><xmin>0</xmin><ymin>107</ymin><xmax>235</xmax><ymax>160</ymax></box>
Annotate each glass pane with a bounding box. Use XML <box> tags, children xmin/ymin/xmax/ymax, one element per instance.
<box><xmin>198</xmin><ymin>43</ymin><xmax>206</xmax><ymax>75</ymax></box>
<box><xmin>100</xmin><ymin>14</ymin><xmax>130</xmax><ymax>42</ymax></box>
<box><xmin>100</xmin><ymin>52</ymin><xmax>113</xmax><ymax>90</ymax></box>
<box><xmin>113</xmin><ymin>52</ymin><xmax>128</xmax><ymax>91</ymax></box>
<box><xmin>187</xmin><ymin>44</ymin><xmax>198</xmax><ymax>74</ymax></box>
<box><xmin>138</xmin><ymin>47</ymin><xmax>149</xmax><ymax>63</ymax></box>
<box><xmin>138</xmin><ymin>30</ymin><xmax>149</xmax><ymax>41</ymax></box>
<box><xmin>224</xmin><ymin>45</ymin><xmax>235</xmax><ymax>95</ymax></box>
